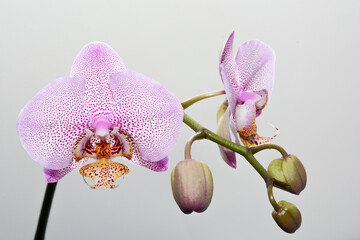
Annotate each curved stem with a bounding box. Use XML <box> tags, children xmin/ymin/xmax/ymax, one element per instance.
<box><xmin>184</xmin><ymin>131</ymin><xmax>206</xmax><ymax>159</ymax></box>
<box><xmin>267</xmin><ymin>181</ymin><xmax>281</xmax><ymax>212</ymax></box>
<box><xmin>183</xmin><ymin>113</ymin><xmax>267</xmax><ymax>179</ymax></box>
<box><xmin>250</xmin><ymin>144</ymin><xmax>288</xmax><ymax>159</ymax></box>
<box><xmin>35</xmin><ymin>182</ymin><xmax>57</xmax><ymax>240</ymax></box>
<box><xmin>181</xmin><ymin>90</ymin><xmax>225</xmax><ymax>109</ymax></box>
<box><xmin>182</xmin><ymin>113</ymin><xmax>293</xmax><ymax>193</ymax></box>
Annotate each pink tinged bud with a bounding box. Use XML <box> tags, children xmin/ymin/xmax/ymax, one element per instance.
<box><xmin>171</xmin><ymin>159</ymin><xmax>213</xmax><ymax>214</ymax></box>
<box><xmin>268</xmin><ymin>155</ymin><xmax>307</xmax><ymax>195</ymax></box>
<box><xmin>272</xmin><ymin>201</ymin><xmax>302</xmax><ymax>233</ymax></box>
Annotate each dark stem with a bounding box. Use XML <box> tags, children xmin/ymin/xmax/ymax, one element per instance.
<box><xmin>34</xmin><ymin>182</ymin><xmax>57</xmax><ymax>240</ymax></box>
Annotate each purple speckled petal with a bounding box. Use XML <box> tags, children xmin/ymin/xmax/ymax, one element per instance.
<box><xmin>219</xmin><ymin>31</ymin><xmax>244</xmax><ymax>93</ymax></box>
<box><xmin>220</xmin><ymin>65</ymin><xmax>238</xmax><ymax>121</ymax></box>
<box><xmin>17</xmin><ymin>76</ymin><xmax>90</xmax><ymax>170</ymax></box>
<box><xmin>216</xmin><ymin>107</ymin><xmax>236</xmax><ymax>168</ymax></box>
<box><xmin>119</xmin><ymin>130</ymin><xmax>169</xmax><ymax>171</ymax></box>
<box><xmin>219</xmin><ymin>31</ymin><xmax>241</xmax><ymax>116</ymax></box>
<box><xmin>109</xmin><ymin>71</ymin><xmax>183</xmax><ymax>163</ymax></box>
<box><xmin>235</xmin><ymin>40</ymin><xmax>275</xmax><ymax>101</ymax></box>
<box><xmin>70</xmin><ymin>42</ymin><xmax>126</xmax><ymax>79</ymax></box>
<box><xmin>70</xmin><ymin>42</ymin><xmax>126</xmax><ymax>120</ymax></box>
<box><xmin>44</xmin><ymin>158</ymin><xmax>88</xmax><ymax>182</ymax></box>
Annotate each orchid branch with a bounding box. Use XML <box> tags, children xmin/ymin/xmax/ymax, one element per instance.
<box><xmin>182</xmin><ymin>113</ymin><xmax>293</xmax><ymax>193</ymax></box>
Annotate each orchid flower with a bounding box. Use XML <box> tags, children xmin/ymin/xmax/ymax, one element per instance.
<box><xmin>217</xmin><ymin>31</ymin><xmax>277</xmax><ymax>167</ymax></box>
<box><xmin>17</xmin><ymin>42</ymin><xmax>183</xmax><ymax>189</ymax></box>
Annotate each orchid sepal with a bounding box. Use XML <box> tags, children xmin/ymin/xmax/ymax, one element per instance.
<box><xmin>216</xmin><ymin>100</ymin><xmax>236</xmax><ymax>168</ymax></box>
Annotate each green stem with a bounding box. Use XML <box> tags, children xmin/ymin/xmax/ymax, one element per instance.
<box><xmin>181</xmin><ymin>90</ymin><xmax>225</xmax><ymax>109</ymax></box>
<box><xmin>183</xmin><ymin>113</ymin><xmax>267</xmax><ymax>179</ymax></box>
<box><xmin>267</xmin><ymin>181</ymin><xmax>281</xmax><ymax>212</ymax></box>
<box><xmin>250</xmin><ymin>144</ymin><xmax>288</xmax><ymax>158</ymax></box>
<box><xmin>184</xmin><ymin>131</ymin><xmax>206</xmax><ymax>159</ymax></box>
<box><xmin>182</xmin><ymin>113</ymin><xmax>293</xmax><ymax>192</ymax></box>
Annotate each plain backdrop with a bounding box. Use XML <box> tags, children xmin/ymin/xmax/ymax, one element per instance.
<box><xmin>1</xmin><ymin>0</ymin><xmax>359</xmax><ymax>239</ymax></box>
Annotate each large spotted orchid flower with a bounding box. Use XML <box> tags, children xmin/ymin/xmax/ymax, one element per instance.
<box><xmin>217</xmin><ymin>31</ymin><xmax>277</xmax><ymax>167</ymax></box>
<box><xmin>17</xmin><ymin>42</ymin><xmax>183</xmax><ymax>189</ymax></box>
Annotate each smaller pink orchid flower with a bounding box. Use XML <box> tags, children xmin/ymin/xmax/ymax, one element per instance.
<box><xmin>17</xmin><ymin>42</ymin><xmax>183</xmax><ymax>188</ymax></box>
<box><xmin>217</xmin><ymin>31</ymin><xmax>277</xmax><ymax>167</ymax></box>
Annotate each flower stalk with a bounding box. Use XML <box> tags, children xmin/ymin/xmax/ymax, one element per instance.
<box><xmin>184</xmin><ymin>131</ymin><xmax>206</xmax><ymax>159</ymax></box>
<box><xmin>267</xmin><ymin>181</ymin><xmax>281</xmax><ymax>212</ymax></box>
<box><xmin>35</xmin><ymin>182</ymin><xmax>57</xmax><ymax>240</ymax></box>
<box><xmin>250</xmin><ymin>144</ymin><xmax>288</xmax><ymax>159</ymax></box>
<box><xmin>181</xmin><ymin>90</ymin><xmax>225</xmax><ymax>109</ymax></box>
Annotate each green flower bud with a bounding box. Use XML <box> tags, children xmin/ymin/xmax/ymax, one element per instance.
<box><xmin>268</xmin><ymin>154</ymin><xmax>307</xmax><ymax>194</ymax></box>
<box><xmin>272</xmin><ymin>200</ymin><xmax>302</xmax><ymax>233</ymax></box>
<box><xmin>171</xmin><ymin>159</ymin><xmax>213</xmax><ymax>214</ymax></box>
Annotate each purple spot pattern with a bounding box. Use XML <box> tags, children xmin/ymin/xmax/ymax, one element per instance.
<box><xmin>17</xmin><ymin>76</ymin><xmax>90</xmax><ymax>169</ymax></box>
<box><xmin>119</xmin><ymin>129</ymin><xmax>169</xmax><ymax>172</ymax></box>
<box><xmin>18</xmin><ymin>42</ymin><xmax>183</xmax><ymax>182</ymax></box>
<box><xmin>70</xmin><ymin>42</ymin><xmax>126</xmax><ymax>121</ymax></box>
<box><xmin>219</xmin><ymin>31</ymin><xmax>244</xmax><ymax>94</ymax></box>
<box><xmin>44</xmin><ymin>158</ymin><xmax>88</xmax><ymax>183</ymax></box>
<box><xmin>235</xmin><ymin>39</ymin><xmax>275</xmax><ymax>97</ymax></box>
<box><xmin>219</xmin><ymin>31</ymin><xmax>275</xmax><ymax>116</ymax></box>
<box><xmin>110</xmin><ymin>71</ymin><xmax>183</xmax><ymax>163</ymax></box>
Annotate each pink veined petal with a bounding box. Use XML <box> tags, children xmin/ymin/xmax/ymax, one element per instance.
<box><xmin>17</xmin><ymin>76</ymin><xmax>90</xmax><ymax>170</ymax></box>
<box><xmin>235</xmin><ymin>40</ymin><xmax>275</xmax><ymax>101</ymax></box>
<box><xmin>216</xmin><ymin>107</ymin><xmax>236</xmax><ymax>168</ymax></box>
<box><xmin>70</xmin><ymin>42</ymin><xmax>127</xmax><ymax>120</ymax></box>
<box><xmin>109</xmin><ymin>71</ymin><xmax>183</xmax><ymax>163</ymax></box>
<box><xmin>44</xmin><ymin>158</ymin><xmax>89</xmax><ymax>182</ymax></box>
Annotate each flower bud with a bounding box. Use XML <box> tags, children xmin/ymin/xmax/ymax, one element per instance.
<box><xmin>272</xmin><ymin>200</ymin><xmax>302</xmax><ymax>233</ymax></box>
<box><xmin>268</xmin><ymin>155</ymin><xmax>307</xmax><ymax>194</ymax></box>
<box><xmin>171</xmin><ymin>159</ymin><xmax>213</xmax><ymax>214</ymax></box>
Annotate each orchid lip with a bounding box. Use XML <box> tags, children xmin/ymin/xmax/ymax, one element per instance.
<box><xmin>80</xmin><ymin>158</ymin><xmax>130</xmax><ymax>189</ymax></box>
<box><xmin>75</xmin><ymin>127</ymin><xmax>133</xmax><ymax>189</ymax></box>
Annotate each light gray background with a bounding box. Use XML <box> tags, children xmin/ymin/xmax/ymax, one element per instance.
<box><xmin>1</xmin><ymin>0</ymin><xmax>359</xmax><ymax>239</ymax></box>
